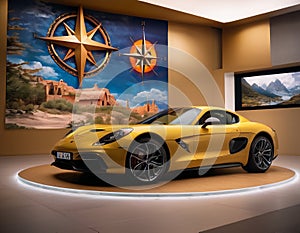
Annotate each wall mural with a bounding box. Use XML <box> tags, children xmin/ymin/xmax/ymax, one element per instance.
<box><xmin>6</xmin><ymin>0</ymin><xmax>168</xmax><ymax>129</ymax></box>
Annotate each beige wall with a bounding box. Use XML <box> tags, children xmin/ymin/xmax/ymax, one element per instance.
<box><xmin>236</xmin><ymin>108</ymin><xmax>300</xmax><ymax>156</ymax></box>
<box><xmin>223</xmin><ymin>20</ymin><xmax>271</xmax><ymax>71</ymax></box>
<box><xmin>168</xmin><ymin>22</ymin><xmax>223</xmax><ymax>108</ymax></box>
<box><xmin>223</xmin><ymin>20</ymin><xmax>300</xmax><ymax>156</ymax></box>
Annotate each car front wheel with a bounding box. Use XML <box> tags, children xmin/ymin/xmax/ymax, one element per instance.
<box><xmin>126</xmin><ymin>138</ymin><xmax>168</xmax><ymax>184</ymax></box>
<box><xmin>243</xmin><ymin>136</ymin><xmax>274</xmax><ymax>173</ymax></box>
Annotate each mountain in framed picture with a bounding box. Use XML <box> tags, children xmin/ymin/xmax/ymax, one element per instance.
<box><xmin>235</xmin><ymin>66</ymin><xmax>300</xmax><ymax>110</ymax></box>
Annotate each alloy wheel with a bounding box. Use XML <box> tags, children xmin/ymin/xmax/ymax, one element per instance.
<box><xmin>128</xmin><ymin>141</ymin><xmax>167</xmax><ymax>183</ymax></box>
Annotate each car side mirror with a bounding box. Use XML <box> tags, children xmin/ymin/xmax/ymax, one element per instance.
<box><xmin>201</xmin><ymin>117</ymin><xmax>221</xmax><ymax>128</ymax></box>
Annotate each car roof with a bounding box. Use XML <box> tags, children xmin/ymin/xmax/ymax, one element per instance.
<box><xmin>193</xmin><ymin>106</ymin><xmax>226</xmax><ymax>111</ymax></box>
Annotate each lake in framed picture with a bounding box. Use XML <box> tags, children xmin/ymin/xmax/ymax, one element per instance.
<box><xmin>235</xmin><ymin>67</ymin><xmax>300</xmax><ymax>110</ymax></box>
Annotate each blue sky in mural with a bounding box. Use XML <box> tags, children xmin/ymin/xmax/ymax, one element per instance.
<box><xmin>7</xmin><ymin>0</ymin><xmax>168</xmax><ymax>109</ymax></box>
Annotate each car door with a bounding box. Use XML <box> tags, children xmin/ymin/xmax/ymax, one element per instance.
<box><xmin>192</xmin><ymin>110</ymin><xmax>240</xmax><ymax>167</ymax></box>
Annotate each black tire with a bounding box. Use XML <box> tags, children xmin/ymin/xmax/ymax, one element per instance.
<box><xmin>243</xmin><ymin>136</ymin><xmax>274</xmax><ymax>173</ymax></box>
<box><xmin>126</xmin><ymin>138</ymin><xmax>168</xmax><ymax>184</ymax></box>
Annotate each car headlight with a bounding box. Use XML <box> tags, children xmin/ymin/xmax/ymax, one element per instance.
<box><xmin>93</xmin><ymin>128</ymin><xmax>133</xmax><ymax>146</ymax></box>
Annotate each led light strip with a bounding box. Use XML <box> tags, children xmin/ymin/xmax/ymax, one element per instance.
<box><xmin>16</xmin><ymin>169</ymin><xmax>298</xmax><ymax>199</ymax></box>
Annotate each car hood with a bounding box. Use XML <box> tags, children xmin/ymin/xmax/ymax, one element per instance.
<box><xmin>70</xmin><ymin>123</ymin><xmax>195</xmax><ymax>141</ymax></box>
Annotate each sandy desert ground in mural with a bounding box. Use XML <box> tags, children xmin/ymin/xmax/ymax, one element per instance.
<box><xmin>5</xmin><ymin>106</ymin><xmax>156</xmax><ymax>129</ymax></box>
<box><xmin>5</xmin><ymin>111</ymin><xmax>72</xmax><ymax>129</ymax></box>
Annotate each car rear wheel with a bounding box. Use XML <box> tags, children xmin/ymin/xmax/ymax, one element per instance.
<box><xmin>243</xmin><ymin>136</ymin><xmax>274</xmax><ymax>173</ymax></box>
<box><xmin>126</xmin><ymin>138</ymin><xmax>168</xmax><ymax>184</ymax></box>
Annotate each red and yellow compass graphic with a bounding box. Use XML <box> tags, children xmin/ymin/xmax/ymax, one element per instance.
<box><xmin>37</xmin><ymin>6</ymin><xmax>118</xmax><ymax>86</ymax></box>
<box><xmin>122</xmin><ymin>22</ymin><xmax>158</xmax><ymax>80</ymax></box>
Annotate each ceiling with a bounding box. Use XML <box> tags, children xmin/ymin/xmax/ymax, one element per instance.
<box><xmin>138</xmin><ymin>0</ymin><xmax>300</xmax><ymax>23</ymax></box>
<box><xmin>53</xmin><ymin>0</ymin><xmax>300</xmax><ymax>27</ymax></box>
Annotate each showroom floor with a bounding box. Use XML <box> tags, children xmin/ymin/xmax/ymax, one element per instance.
<box><xmin>0</xmin><ymin>155</ymin><xmax>300</xmax><ymax>233</ymax></box>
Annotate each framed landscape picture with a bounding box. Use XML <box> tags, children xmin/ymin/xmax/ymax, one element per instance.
<box><xmin>235</xmin><ymin>66</ymin><xmax>300</xmax><ymax>110</ymax></box>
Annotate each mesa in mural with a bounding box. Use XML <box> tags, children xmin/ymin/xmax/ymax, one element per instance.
<box><xmin>6</xmin><ymin>0</ymin><xmax>168</xmax><ymax>129</ymax></box>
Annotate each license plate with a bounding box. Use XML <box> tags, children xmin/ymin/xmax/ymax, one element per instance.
<box><xmin>56</xmin><ymin>152</ymin><xmax>71</xmax><ymax>160</ymax></box>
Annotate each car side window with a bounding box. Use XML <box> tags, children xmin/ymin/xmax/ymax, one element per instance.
<box><xmin>226</xmin><ymin>112</ymin><xmax>239</xmax><ymax>124</ymax></box>
<box><xmin>212</xmin><ymin>111</ymin><xmax>226</xmax><ymax>124</ymax></box>
<box><xmin>198</xmin><ymin>112</ymin><xmax>211</xmax><ymax>125</ymax></box>
<box><xmin>198</xmin><ymin>110</ymin><xmax>239</xmax><ymax>125</ymax></box>
<box><xmin>198</xmin><ymin>110</ymin><xmax>226</xmax><ymax>125</ymax></box>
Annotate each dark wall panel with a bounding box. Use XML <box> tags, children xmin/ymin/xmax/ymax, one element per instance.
<box><xmin>271</xmin><ymin>11</ymin><xmax>300</xmax><ymax>66</ymax></box>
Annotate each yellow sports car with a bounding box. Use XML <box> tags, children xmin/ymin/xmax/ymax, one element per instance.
<box><xmin>51</xmin><ymin>106</ymin><xmax>278</xmax><ymax>184</ymax></box>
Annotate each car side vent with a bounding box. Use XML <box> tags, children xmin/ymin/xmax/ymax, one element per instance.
<box><xmin>229</xmin><ymin>137</ymin><xmax>248</xmax><ymax>154</ymax></box>
<box><xmin>175</xmin><ymin>138</ymin><xmax>191</xmax><ymax>153</ymax></box>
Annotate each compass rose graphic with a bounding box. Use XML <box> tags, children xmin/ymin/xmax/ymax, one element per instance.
<box><xmin>122</xmin><ymin>22</ymin><xmax>158</xmax><ymax>80</ymax></box>
<box><xmin>37</xmin><ymin>6</ymin><xmax>118</xmax><ymax>86</ymax></box>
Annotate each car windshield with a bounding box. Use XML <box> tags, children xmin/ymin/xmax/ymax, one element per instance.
<box><xmin>139</xmin><ymin>107</ymin><xmax>202</xmax><ymax>125</ymax></box>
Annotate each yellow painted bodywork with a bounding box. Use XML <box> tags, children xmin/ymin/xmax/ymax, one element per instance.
<box><xmin>52</xmin><ymin>106</ymin><xmax>278</xmax><ymax>174</ymax></box>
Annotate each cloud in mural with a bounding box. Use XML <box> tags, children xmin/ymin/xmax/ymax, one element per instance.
<box><xmin>22</xmin><ymin>61</ymin><xmax>59</xmax><ymax>79</ymax></box>
<box><xmin>26</xmin><ymin>1</ymin><xmax>55</xmax><ymax>19</ymax></box>
<box><xmin>116</xmin><ymin>99</ymin><xmax>128</xmax><ymax>107</ymax></box>
<box><xmin>133</xmin><ymin>88</ymin><xmax>167</xmax><ymax>106</ymax></box>
<box><xmin>26</xmin><ymin>11</ymin><xmax>52</xmax><ymax>19</ymax></box>
<box><xmin>7</xmin><ymin>58</ymin><xmax>25</xmax><ymax>64</ymax></box>
<box><xmin>39</xmin><ymin>55</ymin><xmax>56</xmax><ymax>65</ymax></box>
